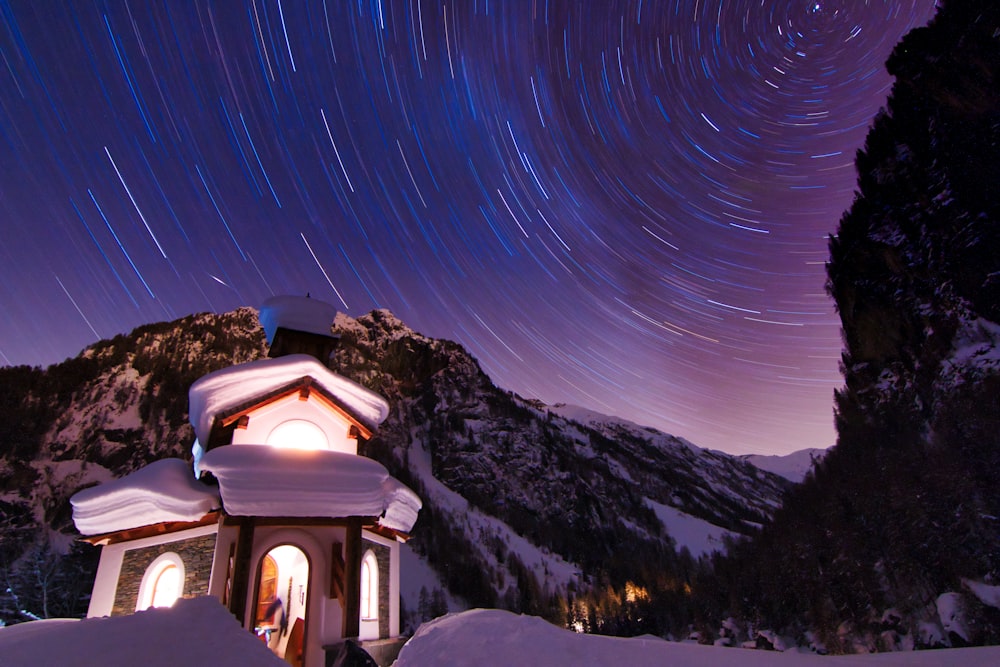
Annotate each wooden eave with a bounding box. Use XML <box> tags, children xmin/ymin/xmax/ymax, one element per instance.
<box><xmin>218</xmin><ymin>513</ymin><xmax>411</xmax><ymax>542</ymax></box>
<box><xmin>80</xmin><ymin>511</ymin><xmax>221</xmax><ymax>546</ymax></box>
<box><xmin>205</xmin><ymin>376</ymin><xmax>375</xmax><ymax>452</ymax></box>
<box><xmin>220</xmin><ymin>514</ymin><xmax>380</xmax><ymax>528</ymax></box>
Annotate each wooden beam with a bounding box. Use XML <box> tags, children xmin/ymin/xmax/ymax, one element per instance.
<box><xmin>229</xmin><ymin>517</ymin><xmax>255</xmax><ymax>626</ymax></box>
<box><xmin>310</xmin><ymin>391</ymin><xmax>373</xmax><ymax>440</ymax></box>
<box><xmin>342</xmin><ymin>517</ymin><xmax>362</xmax><ymax>639</ymax></box>
<box><xmin>330</xmin><ymin>541</ymin><xmax>345</xmax><ymax>602</ymax></box>
<box><xmin>222</xmin><ymin>515</ymin><xmax>379</xmax><ymax>528</ymax></box>
<box><xmin>222</xmin><ymin>542</ymin><xmax>236</xmax><ymax>607</ymax></box>
<box><xmin>214</xmin><ymin>376</ymin><xmax>374</xmax><ymax>441</ymax></box>
<box><xmin>79</xmin><ymin>511</ymin><xmax>220</xmax><ymax>546</ymax></box>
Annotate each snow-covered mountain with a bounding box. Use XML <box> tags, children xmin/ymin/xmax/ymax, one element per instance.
<box><xmin>330</xmin><ymin>309</ymin><xmax>792</xmax><ymax>628</ymax></box>
<box><xmin>741</xmin><ymin>448</ymin><xmax>827</xmax><ymax>484</ymax></box>
<box><xmin>0</xmin><ymin>307</ymin><xmax>791</xmax><ymax>630</ymax></box>
<box><xmin>711</xmin><ymin>1</ymin><xmax>1000</xmax><ymax>651</ymax></box>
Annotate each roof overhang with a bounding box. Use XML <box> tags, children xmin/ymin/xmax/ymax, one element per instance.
<box><xmin>80</xmin><ymin>511</ymin><xmax>221</xmax><ymax>546</ymax></box>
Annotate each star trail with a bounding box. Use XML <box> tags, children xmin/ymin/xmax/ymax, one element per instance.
<box><xmin>0</xmin><ymin>1</ymin><xmax>937</xmax><ymax>455</ymax></box>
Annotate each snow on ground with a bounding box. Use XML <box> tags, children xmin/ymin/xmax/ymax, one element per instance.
<box><xmin>399</xmin><ymin>542</ymin><xmax>468</xmax><ymax>618</ymax></box>
<box><xmin>743</xmin><ymin>448</ymin><xmax>828</xmax><ymax>483</ymax></box>
<box><xmin>964</xmin><ymin>579</ymin><xmax>1000</xmax><ymax>609</ymax></box>
<box><xmin>0</xmin><ymin>596</ymin><xmax>284</xmax><ymax>667</ymax></box>
<box><xmin>395</xmin><ymin>608</ymin><xmax>1000</xmax><ymax>667</ymax></box>
<box><xmin>405</xmin><ymin>429</ymin><xmax>581</xmax><ymax>594</ymax></box>
<box><xmin>548</xmin><ymin>403</ymin><xmax>649</xmax><ymax>433</ymax></box>
<box><xmin>644</xmin><ymin>498</ymin><xmax>736</xmax><ymax>556</ymax></box>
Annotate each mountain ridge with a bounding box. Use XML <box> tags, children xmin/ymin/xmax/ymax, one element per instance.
<box><xmin>0</xmin><ymin>305</ymin><xmax>792</xmax><ymax>631</ymax></box>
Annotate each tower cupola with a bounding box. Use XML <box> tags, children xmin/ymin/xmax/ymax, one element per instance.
<box><xmin>259</xmin><ymin>295</ymin><xmax>340</xmax><ymax>365</ymax></box>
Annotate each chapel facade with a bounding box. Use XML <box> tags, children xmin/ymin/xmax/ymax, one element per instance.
<box><xmin>71</xmin><ymin>296</ymin><xmax>421</xmax><ymax>667</ymax></box>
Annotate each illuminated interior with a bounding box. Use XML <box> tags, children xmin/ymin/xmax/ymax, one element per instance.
<box><xmin>266</xmin><ymin>419</ymin><xmax>329</xmax><ymax>451</ymax></box>
<box><xmin>150</xmin><ymin>564</ymin><xmax>181</xmax><ymax>608</ymax></box>
<box><xmin>360</xmin><ymin>550</ymin><xmax>378</xmax><ymax>621</ymax></box>
<box><xmin>254</xmin><ymin>544</ymin><xmax>309</xmax><ymax>667</ymax></box>
<box><xmin>136</xmin><ymin>553</ymin><xmax>184</xmax><ymax>611</ymax></box>
<box><xmin>359</xmin><ymin>549</ymin><xmax>380</xmax><ymax>640</ymax></box>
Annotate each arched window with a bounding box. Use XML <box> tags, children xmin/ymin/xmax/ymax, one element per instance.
<box><xmin>136</xmin><ymin>552</ymin><xmax>185</xmax><ymax>611</ymax></box>
<box><xmin>360</xmin><ymin>550</ymin><xmax>379</xmax><ymax>621</ymax></box>
<box><xmin>266</xmin><ymin>419</ymin><xmax>329</xmax><ymax>451</ymax></box>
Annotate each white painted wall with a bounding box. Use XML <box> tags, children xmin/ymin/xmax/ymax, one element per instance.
<box><xmin>230</xmin><ymin>393</ymin><xmax>359</xmax><ymax>455</ymax></box>
<box><xmin>362</xmin><ymin>529</ymin><xmax>401</xmax><ymax>639</ymax></box>
<box><xmin>86</xmin><ymin>523</ymin><xmax>219</xmax><ymax>618</ymax></box>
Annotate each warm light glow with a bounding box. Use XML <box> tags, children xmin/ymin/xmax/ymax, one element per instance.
<box><xmin>150</xmin><ymin>564</ymin><xmax>181</xmax><ymax>608</ymax></box>
<box><xmin>137</xmin><ymin>553</ymin><xmax>185</xmax><ymax>611</ymax></box>
<box><xmin>360</xmin><ymin>550</ymin><xmax>378</xmax><ymax>621</ymax></box>
<box><xmin>624</xmin><ymin>581</ymin><xmax>649</xmax><ymax>604</ymax></box>
<box><xmin>266</xmin><ymin>419</ymin><xmax>329</xmax><ymax>450</ymax></box>
<box><xmin>254</xmin><ymin>544</ymin><xmax>309</xmax><ymax>661</ymax></box>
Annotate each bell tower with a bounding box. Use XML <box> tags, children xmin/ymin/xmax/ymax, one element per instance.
<box><xmin>259</xmin><ymin>295</ymin><xmax>340</xmax><ymax>367</ymax></box>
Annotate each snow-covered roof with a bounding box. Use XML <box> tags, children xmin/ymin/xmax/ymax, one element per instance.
<box><xmin>199</xmin><ymin>446</ymin><xmax>421</xmax><ymax>534</ymax></box>
<box><xmin>188</xmin><ymin>354</ymin><xmax>390</xmax><ymax>444</ymax></box>
<box><xmin>0</xmin><ymin>596</ymin><xmax>285</xmax><ymax>667</ymax></box>
<box><xmin>71</xmin><ymin>458</ymin><xmax>220</xmax><ymax>536</ymax></box>
<box><xmin>259</xmin><ymin>295</ymin><xmax>338</xmax><ymax>344</ymax></box>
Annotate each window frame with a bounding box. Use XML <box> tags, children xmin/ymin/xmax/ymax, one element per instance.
<box><xmin>360</xmin><ymin>549</ymin><xmax>379</xmax><ymax>622</ymax></box>
<box><xmin>135</xmin><ymin>552</ymin><xmax>185</xmax><ymax>611</ymax></box>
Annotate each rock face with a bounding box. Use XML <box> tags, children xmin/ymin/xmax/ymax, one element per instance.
<box><xmin>711</xmin><ymin>1</ymin><xmax>1000</xmax><ymax>651</ymax></box>
<box><xmin>0</xmin><ymin>308</ymin><xmax>268</xmax><ymax>622</ymax></box>
<box><xmin>0</xmin><ymin>306</ymin><xmax>789</xmax><ymax>630</ymax></box>
<box><xmin>329</xmin><ymin>309</ymin><xmax>789</xmax><ymax>618</ymax></box>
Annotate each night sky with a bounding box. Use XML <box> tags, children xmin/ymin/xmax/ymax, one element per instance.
<box><xmin>0</xmin><ymin>1</ymin><xmax>938</xmax><ymax>455</ymax></box>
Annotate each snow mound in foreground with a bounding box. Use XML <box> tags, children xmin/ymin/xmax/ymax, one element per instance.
<box><xmin>0</xmin><ymin>596</ymin><xmax>283</xmax><ymax>667</ymax></box>
<box><xmin>394</xmin><ymin>608</ymin><xmax>1000</xmax><ymax>667</ymax></box>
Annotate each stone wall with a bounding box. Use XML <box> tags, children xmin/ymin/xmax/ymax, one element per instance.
<box><xmin>111</xmin><ymin>533</ymin><xmax>217</xmax><ymax>616</ymax></box>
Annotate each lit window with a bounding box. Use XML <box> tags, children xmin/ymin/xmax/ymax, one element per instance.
<box><xmin>137</xmin><ymin>553</ymin><xmax>185</xmax><ymax>611</ymax></box>
<box><xmin>360</xmin><ymin>550</ymin><xmax>379</xmax><ymax>621</ymax></box>
<box><xmin>151</xmin><ymin>564</ymin><xmax>181</xmax><ymax>608</ymax></box>
<box><xmin>266</xmin><ymin>419</ymin><xmax>329</xmax><ymax>450</ymax></box>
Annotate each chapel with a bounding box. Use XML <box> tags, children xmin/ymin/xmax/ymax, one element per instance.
<box><xmin>70</xmin><ymin>295</ymin><xmax>421</xmax><ymax>667</ymax></box>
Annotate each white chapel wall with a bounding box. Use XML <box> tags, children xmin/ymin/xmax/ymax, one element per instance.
<box><xmin>230</xmin><ymin>394</ymin><xmax>358</xmax><ymax>455</ymax></box>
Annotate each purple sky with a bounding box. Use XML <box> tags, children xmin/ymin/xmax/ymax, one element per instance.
<box><xmin>0</xmin><ymin>1</ymin><xmax>938</xmax><ymax>455</ymax></box>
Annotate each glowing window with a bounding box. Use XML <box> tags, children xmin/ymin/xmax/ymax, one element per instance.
<box><xmin>360</xmin><ymin>550</ymin><xmax>379</xmax><ymax>621</ymax></box>
<box><xmin>266</xmin><ymin>419</ymin><xmax>328</xmax><ymax>451</ymax></box>
<box><xmin>151</xmin><ymin>564</ymin><xmax>181</xmax><ymax>607</ymax></box>
<box><xmin>137</xmin><ymin>553</ymin><xmax>184</xmax><ymax>611</ymax></box>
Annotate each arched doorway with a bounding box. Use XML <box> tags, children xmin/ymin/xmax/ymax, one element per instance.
<box><xmin>253</xmin><ymin>544</ymin><xmax>309</xmax><ymax>667</ymax></box>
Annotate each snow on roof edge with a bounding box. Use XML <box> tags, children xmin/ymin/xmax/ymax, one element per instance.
<box><xmin>188</xmin><ymin>354</ymin><xmax>389</xmax><ymax>444</ymax></box>
<box><xmin>259</xmin><ymin>295</ymin><xmax>338</xmax><ymax>344</ymax></box>
<box><xmin>71</xmin><ymin>458</ymin><xmax>220</xmax><ymax>536</ymax></box>
<box><xmin>198</xmin><ymin>446</ymin><xmax>421</xmax><ymax>533</ymax></box>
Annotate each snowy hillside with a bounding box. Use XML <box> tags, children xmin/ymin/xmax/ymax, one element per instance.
<box><xmin>329</xmin><ymin>310</ymin><xmax>791</xmax><ymax>632</ymax></box>
<box><xmin>0</xmin><ymin>308</ymin><xmax>268</xmax><ymax>622</ymax></box>
<box><xmin>741</xmin><ymin>448</ymin><xmax>827</xmax><ymax>483</ymax></box>
<box><xmin>0</xmin><ymin>305</ymin><xmax>792</xmax><ymax>631</ymax></box>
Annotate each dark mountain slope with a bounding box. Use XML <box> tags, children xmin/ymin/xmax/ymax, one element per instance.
<box><xmin>706</xmin><ymin>1</ymin><xmax>1000</xmax><ymax>651</ymax></box>
<box><xmin>0</xmin><ymin>306</ymin><xmax>790</xmax><ymax>631</ymax></box>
